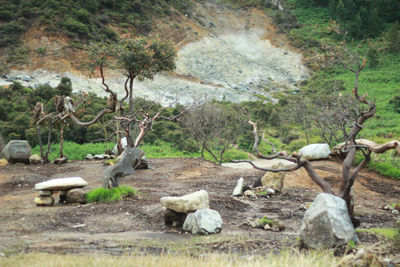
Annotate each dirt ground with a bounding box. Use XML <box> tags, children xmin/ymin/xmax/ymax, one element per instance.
<box><xmin>0</xmin><ymin>158</ymin><xmax>399</xmax><ymax>256</ymax></box>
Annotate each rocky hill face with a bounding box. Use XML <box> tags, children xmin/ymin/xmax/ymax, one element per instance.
<box><xmin>0</xmin><ymin>1</ymin><xmax>308</xmax><ymax>104</ymax></box>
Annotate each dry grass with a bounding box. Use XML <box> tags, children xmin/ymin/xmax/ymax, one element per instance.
<box><xmin>0</xmin><ymin>251</ymin><xmax>338</xmax><ymax>267</ymax></box>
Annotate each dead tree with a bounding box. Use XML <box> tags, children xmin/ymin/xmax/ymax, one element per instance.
<box><xmin>238</xmin><ymin>59</ymin><xmax>400</xmax><ymax>227</ymax></box>
<box><xmin>102</xmin><ymin>99</ymin><xmax>186</xmax><ymax>188</ymax></box>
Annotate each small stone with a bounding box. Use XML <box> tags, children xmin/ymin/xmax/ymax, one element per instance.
<box><xmin>271</xmin><ymin>221</ymin><xmax>285</xmax><ymax>232</ymax></box>
<box><xmin>232</xmin><ymin>177</ymin><xmax>244</xmax><ymax>196</ymax></box>
<box><xmin>244</xmin><ymin>190</ymin><xmax>256</xmax><ymax>198</ymax></box>
<box><xmin>392</xmin><ymin>209</ymin><xmax>399</xmax><ymax>215</ymax></box>
<box><xmin>34</xmin><ymin>195</ymin><xmax>54</xmax><ymax>206</ymax></box>
<box><xmin>72</xmin><ymin>224</ymin><xmax>86</xmax><ymax>228</ymax></box>
<box><xmin>38</xmin><ymin>190</ymin><xmax>52</xmax><ymax>196</ymax></box>
<box><xmin>29</xmin><ymin>154</ymin><xmax>42</xmax><ymax>164</ymax></box>
<box><xmin>85</xmin><ymin>154</ymin><xmax>93</xmax><ymax>160</ymax></box>
<box><xmin>264</xmin><ymin>224</ymin><xmax>271</xmax><ymax>230</ymax></box>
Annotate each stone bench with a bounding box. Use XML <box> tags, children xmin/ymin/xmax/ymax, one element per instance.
<box><xmin>34</xmin><ymin>177</ymin><xmax>88</xmax><ymax>206</ymax></box>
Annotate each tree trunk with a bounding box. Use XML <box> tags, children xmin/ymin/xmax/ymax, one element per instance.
<box><xmin>44</xmin><ymin>124</ymin><xmax>53</xmax><ymax>163</ymax></box>
<box><xmin>59</xmin><ymin>123</ymin><xmax>64</xmax><ymax>158</ymax></box>
<box><xmin>128</xmin><ymin>77</ymin><xmax>134</xmax><ymax>113</ymax></box>
<box><xmin>36</xmin><ymin>125</ymin><xmax>44</xmax><ymax>162</ymax></box>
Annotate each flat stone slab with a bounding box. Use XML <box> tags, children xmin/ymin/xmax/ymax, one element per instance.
<box><xmin>35</xmin><ymin>177</ymin><xmax>88</xmax><ymax>191</ymax></box>
<box><xmin>160</xmin><ymin>190</ymin><xmax>209</xmax><ymax>213</ymax></box>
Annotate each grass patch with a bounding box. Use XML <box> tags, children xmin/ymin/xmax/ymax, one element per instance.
<box><xmin>0</xmin><ymin>251</ymin><xmax>338</xmax><ymax>267</ymax></box>
<box><xmin>356</xmin><ymin>228</ymin><xmax>398</xmax><ymax>240</ymax></box>
<box><xmin>258</xmin><ymin>216</ymin><xmax>276</xmax><ymax>226</ymax></box>
<box><xmin>86</xmin><ymin>185</ymin><xmax>137</xmax><ymax>203</ymax></box>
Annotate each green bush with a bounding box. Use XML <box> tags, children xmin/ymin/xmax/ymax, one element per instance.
<box><xmin>86</xmin><ymin>185</ymin><xmax>137</xmax><ymax>203</ymax></box>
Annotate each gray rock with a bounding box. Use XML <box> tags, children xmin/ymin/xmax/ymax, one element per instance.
<box><xmin>300</xmin><ymin>193</ymin><xmax>357</xmax><ymax>249</ymax></box>
<box><xmin>2</xmin><ymin>140</ymin><xmax>31</xmax><ymax>163</ymax></box>
<box><xmin>66</xmin><ymin>188</ymin><xmax>87</xmax><ymax>204</ymax></box>
<box><xmin>392</xmin><ymin>209</ymin><xmax>399</xmax><ymax>215</ymax></box>
<box><xmin>34</xmin><ymin>195</ymin><xmax>54</xmax><ymax>206</ymax></box>
<box><xmin>35</xmin><ymin>177</ymin><xmax>88</xmax><ymax>191</ymax></box>
<box><xmin>22</xmin><ymin>76</ymin><xmax>31</xmax><ymax>82</ymax></box>
<box><xmin>232</xmin><ymin>177</ymin><xmax>244</xmax><ymax>196</ymax></box>
<box><xmin>38</xmin><ymin>190</ymin><xmax>52</xmax><ymax>196</ymax></box>
<box><xmin>85</xmin><ymin>154</ymin><xmax>93</xmax><ymax>160</ymax></box>
<box><xmin>183</xmin><ymin>208</ymin><xmax>223</xmax><ymax>235</ymax></box>
<box><xmin>160</xmin><ymin>190</ymin><xmax>209</xmax><ymax>213</ymax></box>
<box><xmin>299</xmin><ymin>143</ymin><xmax>331</xmax><ymax>160</ymax></box>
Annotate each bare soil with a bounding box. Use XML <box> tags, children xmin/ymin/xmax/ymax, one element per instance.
<box><xmin>0</xmin><ymin>158</ymin><xmax>398</xmax><ymax>256</ymax></box>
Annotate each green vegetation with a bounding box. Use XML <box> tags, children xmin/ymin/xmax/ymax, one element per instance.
<box><xmin>86</xmin><ymin>185</ymin><xmax>136</xmax><ymax>203</ymax></box>
<box><xmin>356</xmin><ymin>228</ymin><xmax>398</xmax><ymax>240</ymax></box>
<box><xmin>258</xmin><ymin>216</ymin><xmax>275</xmax><ymax>226</ymax></box>
<box><xmin>0</xmin><ymin>0</ymin><xmax>192</xmax><ymax>48</ymax></box>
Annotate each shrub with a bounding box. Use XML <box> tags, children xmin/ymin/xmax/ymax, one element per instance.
<box><xmin>86</xmin><ymin>185</ymin><xmax>137</xmax><ymax>203</ymax></box>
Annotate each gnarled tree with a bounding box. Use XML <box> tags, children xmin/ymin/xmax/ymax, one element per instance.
<box><xmin>238</xmin><ymin>58</ymin><xmax>400</xmax><ymax>227</ymax></box>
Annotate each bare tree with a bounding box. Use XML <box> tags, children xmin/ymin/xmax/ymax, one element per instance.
<box><xmin>183</xmin><ymin>101</ymin><xmax>246</xmax><ymax>165</ymax></box>
<box><xmin>237</xmin><ymin>59</ymin><xmax>400</xmax><ymax>227</ymax></box>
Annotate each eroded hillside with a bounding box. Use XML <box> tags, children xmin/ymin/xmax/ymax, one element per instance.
<box><xmin>0</xmin><ymin>1</ymin><xmax>308</xmax><ymax>104</ymax></box>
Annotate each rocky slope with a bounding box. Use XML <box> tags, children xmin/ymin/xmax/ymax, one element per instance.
<box><xmin>1</xmin><ymin>1</ymin><xmax>308</xmax><ymax>105</ymax></box>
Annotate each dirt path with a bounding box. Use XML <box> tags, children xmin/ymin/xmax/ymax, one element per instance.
<box><xmin>0</xmin><ymin>158</ymin><xmax>398</xmax><ymax>255</ymax></box>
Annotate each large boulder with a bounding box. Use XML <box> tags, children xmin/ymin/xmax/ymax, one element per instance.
<box><xmin>183</xmin><ymin>208</ymin><xmax>223</xmax><ymax>235</ymax></box>
<box><xmin>300</xmin><ymin>193</ymin><xmax>358</xmax><ymax>249</ymax></box>
<box><xmin>299</xmin><ymin>143</ymin><xmax>331</xmax><ymax>160</ymax></box>
<box><xmin>35</xmin><ymin>177</ymin><xmax>88</xmax><ymax>191</ymax></box>
<box><xmin>260</xmin><ymin>163</ymin><xmax>286</xmax><ymax>192</ymax></box>
<box><xmin>160</xmin><ymin>190</ymin><xmax>209</xmax><ymax>213</ymax></box>
<box><xmin>2</xmin><ymin>140</ymin><xmax>31</xmax><ymax>163</ymax></box>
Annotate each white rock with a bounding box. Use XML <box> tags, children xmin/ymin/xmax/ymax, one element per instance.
<box><xmin>183</xmin><ymin>208</ymin><xmax>223</xmax><ymax>235</ymax></box>
<box><xmin>299</xmin><ymin>143</ymin><xmax>331</xmax><ymax>160</ymax></box>
<box><xmin>160</xmin><ymin>190</ymin><xmax>209</xmax><ymax>213</ymax></box>
<box><xmin>392</xmin><ymin>209</ymin><xmax>399</xmax><ymax>215</ymax></box>
<box><xmin>300</xmin><ymin>193</ymin><xmax>358</xmax><ymax>249</ymax></box>
<box><xmin>35</xmin><ymin>177</ymin><xmax>88</xmax><ymax>191</ymax></box>
<box><xmin>112</xmin><ymin>137</ymin><xmax>128</xmax><ymax>155</ymax></box>
<box><xmin>85</xmin><ymin>154</ymin><xmax>93</xmax><ymax>160</ymax></box>
<box><xmin>93</xmin><ymin>154</ymin><xmax>104</xmax><ymax>160</ymax></box>
<box><xmin>232</xmin><ymin>177</ymin><xmax>244</xmax><ymax>196</ymax></box>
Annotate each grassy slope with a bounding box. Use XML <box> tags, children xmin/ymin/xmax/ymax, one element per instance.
<box><xmin>284</xmin><ymin>2</ymin><xmax>400</xmax><ymax>178</ymax></box>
